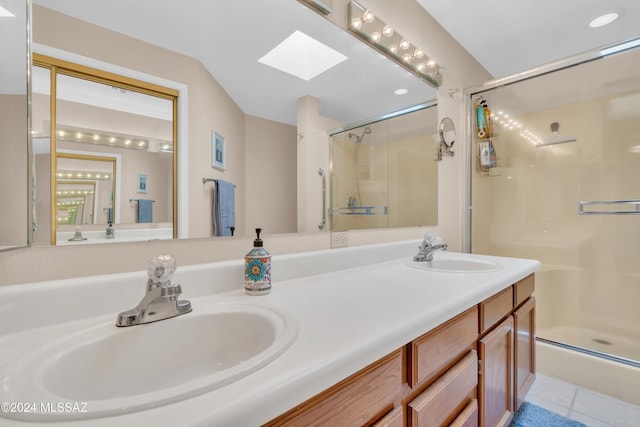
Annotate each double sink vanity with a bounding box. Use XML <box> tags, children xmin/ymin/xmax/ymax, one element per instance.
<box><xmin>0</xmin><ymin>240</ymin><xmax>539</xmax><ymax>426</ymax></box>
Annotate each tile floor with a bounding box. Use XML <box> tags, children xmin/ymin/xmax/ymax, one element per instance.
<box><xmin>525</xmin><ymin>374</ymin><xmax>640</xmax><ymax>427</ymax></box>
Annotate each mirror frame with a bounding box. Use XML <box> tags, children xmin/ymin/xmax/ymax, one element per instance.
<box><xmin>437</xmin><ymin>116</ymin><xmax>455</xmax><ymax>160</ymax></box>
<box><xmin>33</xmin><ymin>53</ymin><xmax>179</xmax><ymax>244</ymax></box>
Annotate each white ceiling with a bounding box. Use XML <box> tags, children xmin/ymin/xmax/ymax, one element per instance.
<box><xmin>18</xmin><ymin>0</ymin><xmax>640</xmax><ymax>127</ymax></box>
<box><xmin>416</xmin><ymin>0</ymin><xmax>640</xmax><ymax>79</ymax></box>
<box><xmin>32</xmin><ymin>0</ymin><xmax>435</xmax><ymax>127</ymax></box>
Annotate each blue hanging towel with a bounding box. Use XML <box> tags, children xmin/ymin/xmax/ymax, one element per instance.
<box><xmin>213</xmin><ymin>180</ymin><xmax>235</xmax><ymax>236</ymax></box>
<box><xmin>137</xmin><ymin>199</ymin><xmax>153</xmax><ymax>223</ymax></box>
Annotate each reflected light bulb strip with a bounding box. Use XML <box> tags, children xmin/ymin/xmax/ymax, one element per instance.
<box><xmin>56</xmin><ymin>170</ymin><xmax>111</xmax><ymax>180</ymax></box>
<box><xmin>55</xmin><ymin>126</ymin><xmax>173</xmax><ymax>153</ymax></box>
<box><xmin>347</xmin><ymin>1</ymin><xmax>444</xmax><ymax>88</ymax></box>
<box><xmin>492</xmin><ymin>109</ymin><xmax>545</xmax><ymax>146</ymax></box>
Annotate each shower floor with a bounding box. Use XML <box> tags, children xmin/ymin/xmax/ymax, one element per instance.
<box><xmin>539</xmin><ymin>326</ymin><xmax>640</xmax><ymax>364</ymax></box>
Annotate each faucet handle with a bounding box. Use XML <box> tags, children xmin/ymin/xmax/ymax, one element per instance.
<box><xmin>423</xmin><ymin>231</ymin><xmax>437</xmax><ymax>244</ymax></box>
<box><xmin>148</xmin><ymin>254</ymin><xmax>177</xmax><ymax>286</ymax></box>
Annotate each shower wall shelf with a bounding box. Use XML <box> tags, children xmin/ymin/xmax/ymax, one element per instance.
<box><xmin>330</xmin><ymin>206</ymin><xmax>388</xmax><ymax>216</ymax></box>
<box><xmin>578</xmin><ymin>199</ymin><xmax>640</xmax><ymax>215</ymax></box>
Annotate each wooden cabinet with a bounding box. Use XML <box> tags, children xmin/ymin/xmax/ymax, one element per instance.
<box><xmin>514</xmin><ymin>297</ymin><xmax>535</xmax><ymax>409</ymax></box>
<box><xmin>266</xmin><ymin>274</ymin><xmax>535</xmax><ymax>427</ymax></box>
<box><xmin>478</xmin><ymin>274</ymin><xmax>536</xmax><ymax>427</ymax></box>
<box><xmin>264</xmin><ymin>350</ymin><xmax>403</xmax><ymax>427</ymax></box>
<box><xmin>372</xmin><ymin>406</ymin><xmax>403</xmax><ymax>427</ymax></box>
<box><xmin>451</xmin><ymin>400</ymin><xmax>479</xmax><ymax>427</ymax></box>
<box><xmin>408</xmin><ymin>351</ymin><xmax>478</xmax><ymax>427</ymax></box>
<box><xmin>478</xmin><ymin>316</ymin><xmax>514</xmax><ymax>427</ymax></box>
<box><xmin>409</xmin><ymin>306</ymin><xmax>478</xmax><ymax>388</ymax></box>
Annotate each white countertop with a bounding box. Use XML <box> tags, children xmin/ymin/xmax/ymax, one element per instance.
<box><xmin>0</xmin><ymin>241</ymin><xmax>539</xmax><ymax>426</ymax></box>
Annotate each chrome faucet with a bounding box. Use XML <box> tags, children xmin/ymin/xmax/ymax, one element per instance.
<box><xmin>413</xmin><ymin>233</ymin><xmax>448</xmax><ymax>262</ymax></box>
<box><xmin>116</xmin><ymin>254</ymin><xmax>192</xmax><ymax>327</ymax></box>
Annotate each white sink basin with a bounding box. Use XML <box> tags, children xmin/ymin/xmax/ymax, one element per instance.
<box><xmin>407</xmin><ymin>255</ymin><xmax>502</xmax><ymax>273</ymax></box>
<box><xmin>0</xmin><ymin>303</ymin><xmax>298</xmax><ymax>421</ymax></box>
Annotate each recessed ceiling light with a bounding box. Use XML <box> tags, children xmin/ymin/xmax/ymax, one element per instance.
<box><xmin>0</xmin><ymin>6</ymin><xmax>15</xmax><ymax>17</ymax></box>
<box><xmin>394</xmin><ymin>88</ymin><xmax>408</xmax><ymax>95</ymax></box>
<box><xmin>258</xmin><ymin>31</ymin><xmax>348</xmax><ymax>81</ymax></box>
<box><xmin>589</xmin><ymin>10</ymin><xmax>622</xmax><ymax>28</ymax></box>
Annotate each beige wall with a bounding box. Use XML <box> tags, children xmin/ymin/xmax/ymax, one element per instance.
<box><xmin>244</xmin><ymin>115</ymin><xmax>297</xmax><ymax>234</ymax></box>
<box><xmin>0</xmin><ymin>95</ymin><xmax>28</xmax><ymax>248</ymax></box>
<box><xmin>0</xmin><ymin>1</ymin><xmax>491</xmax><ymax>285</ymax></box>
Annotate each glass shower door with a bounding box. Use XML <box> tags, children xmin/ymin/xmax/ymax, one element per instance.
<box><xmin>470</xmin><ymin>45</ymin><xmax>640</xmax><ymax>365</ymax></box>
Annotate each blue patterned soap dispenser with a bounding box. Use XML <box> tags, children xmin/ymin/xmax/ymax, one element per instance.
<box><xmin>244</xmin><ymin>228</ymin><xmax>271</xmax><ymax>295</ymax></box>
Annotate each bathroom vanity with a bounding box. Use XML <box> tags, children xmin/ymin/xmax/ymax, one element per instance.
<box><xmin>0</xmin><ymin>240</ymin><xmax>539</xmax><ymax>427</ymax></box>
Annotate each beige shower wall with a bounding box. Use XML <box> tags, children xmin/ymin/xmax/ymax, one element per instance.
<box><xmin>472</xmin><ymin>89</ymin><xmax>640</xmax><ymax>338</ymax></box>
<box><xmin>331</xmin><ymin>134</ymin><xmax>437</xmax><ymax>231</ymax></box>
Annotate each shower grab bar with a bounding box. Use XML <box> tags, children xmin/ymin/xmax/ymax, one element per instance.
<box><xmin>578</xmin><ymin>199</ymin><xmax>640</xmax><ymax>215</ymax></box>
<box><xmin>318</xmin><ymin>168</ymin><xmax>326</xmax><ymax>230</ymax></box>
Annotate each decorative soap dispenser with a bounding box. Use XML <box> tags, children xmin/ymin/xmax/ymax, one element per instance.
<box><xmin>244</xmin><ymin>228</ymin><xmax>271</xmax><ymax>295</ymax></box>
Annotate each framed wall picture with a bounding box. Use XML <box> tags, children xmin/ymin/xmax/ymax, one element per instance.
<box><xmin>212</xmin><ymin>131</ymin><xmax>225</xmax><ymax>171</ymax></box>
<box><xmin>137</xmin><ymin>173</ymin><xmax>148</xmax><ymax>193</ymax></box>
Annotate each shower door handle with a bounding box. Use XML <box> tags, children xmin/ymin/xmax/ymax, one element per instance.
<box><xmin>318</xmin><ymin>168</ymin><xmax>326</xmax><ymax>230</ymax></box>
<box><xmin>578</xmin><ymin>199</ymin><xmax>640</xmax><ymax>215</ymax></box>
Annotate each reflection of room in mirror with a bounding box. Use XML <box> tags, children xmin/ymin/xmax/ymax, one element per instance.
<box><xmin>31</xmin><ymin>56</ymin><xmax>177</xmax><ymax>245</ymax></box>
<box><xmin>330</xmin><ymin>103</ymin><xmax>439</xmax><ymax>232</ymax></box>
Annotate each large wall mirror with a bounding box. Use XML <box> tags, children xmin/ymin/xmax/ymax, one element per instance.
<box><xmin>0</xmin><ymin>0</ymin><xmax>29</xmax><ymax>251</ymax></box>
<box><xmin>2</xmin><ymin>0</ymin><xmax>439</xmax><ymax>249</ymax></box>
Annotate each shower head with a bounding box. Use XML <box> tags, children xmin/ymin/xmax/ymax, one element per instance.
<box><xmin>536</xmin><ymin>122</ymin><xmax>576</xmax><ymax>147</ymax></box>
<box><xmin>347</xmin><ymin>127</ymin><xmax>372</xmax><ymax>144</ymax></box>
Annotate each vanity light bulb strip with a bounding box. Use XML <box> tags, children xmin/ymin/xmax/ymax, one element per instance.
<box><xmin>347</xmin><ymin>1</ymin><xmax>443</xmax><ymax>87</ymax></box>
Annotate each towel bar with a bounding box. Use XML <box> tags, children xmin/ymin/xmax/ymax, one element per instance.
<box><xmin>202</xmin><ymin>178</ymin><xmax>236</xmax><ymax>187</ymax></box>
<box><xmin>318</xmin><ymin>168</ymin><xmax>326</xmax><ymax>230</ymax></box>
<box><xmin>578</xmin><ymin>199</ymin><xmax>640</xmax><ymax>215</ymax></box>
<box><xmin>129</xmin><ymin>199</ymin><xmax>155</xmax><ymax>203</ymax></box>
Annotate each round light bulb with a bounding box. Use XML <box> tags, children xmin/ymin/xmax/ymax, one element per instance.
<box><xmin>398</xmin><ymin>39</ymin><xmax>410</xmax><ymax>50</ymax></box>
<box><xmin>351</xmin><ymin>17</ymin><xmax>363</xmax><ymax>29</ymax></box>
<box><xmin>382</xmin><ymin>25</ymin><xmax>394</xmax><ymax>37</ymax></box>
<box><xmin>402</xmin><ymin>53</ymin><xmax>412</xmax><ymax>62</ymax></box>
<box><xmin>371</xmin><ymin>31</ymin><xmax>381</xmax><ymax>42</ymax></box>
<box><xmin>413</xmin><ymin>48</ymin><xmax>424</xmax><ymax>59</ymax></box>
<box><xmin>389</xmin><ymin>44</ymin><xmax>398</xmax><ymax>54</ymax></box>
<box><xmin>362</xmin><ymin>9</ymin><xmax>375</xmax><ymax>23</ymax></box>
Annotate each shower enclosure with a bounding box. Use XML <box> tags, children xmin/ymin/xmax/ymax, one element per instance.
<box><xmin>468</xmin><ymin>41</ymin><xmax>640</xmax><ymax>403</ymax></box>
<box><xmin>329</xmin><ymin>103</ymin><xmax>438</xmax><ymax>232</ymax></box>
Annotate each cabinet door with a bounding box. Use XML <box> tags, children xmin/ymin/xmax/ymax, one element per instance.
<box><xmin>478</xmin><ymin>316</ymin><xmax>514</xmax><ymax>427</ymax></box>
<box><xmin>514</xmin><ymin>297</ymin><xmax>535</xmax><ymax>410</ymax></box>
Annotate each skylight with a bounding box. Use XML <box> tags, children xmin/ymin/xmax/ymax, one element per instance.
<box><xmin>258</xmin><ymin>30</ymin><xmax>348</xmax><ymax>81</ymax></box>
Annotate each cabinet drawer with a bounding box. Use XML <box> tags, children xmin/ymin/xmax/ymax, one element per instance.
<box><xmin>479</xmin><ymin>287</ymin><xmax>513</xmax><ymax>335</ymax></box>
<box><xmin>372</xmin><ymin>406</ymin><xmax>403</xmax><ymax>427</ymax></box>
<box><xmin>514</xmin><ymin>274</ymin><xmax>535</xmax><ymax>308</ymax></box>
<box><xmin>408</xmin><ymin>350</ymin><xmax>478</xmax><ymax>427</ymax></box>
<box><xmin>451</xmin><ymin>399</ymin><xmax>478</xmax><ymax>427</ymax></box>
<box><xmin>409</xmin><ymin>306</ymin><xmax>478</xmax><ymax>388</ymax></box>
<box><xmin>265</xmin><ymin>350</ymin><xmax>403</xmax><ymax>426</ymax></box>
